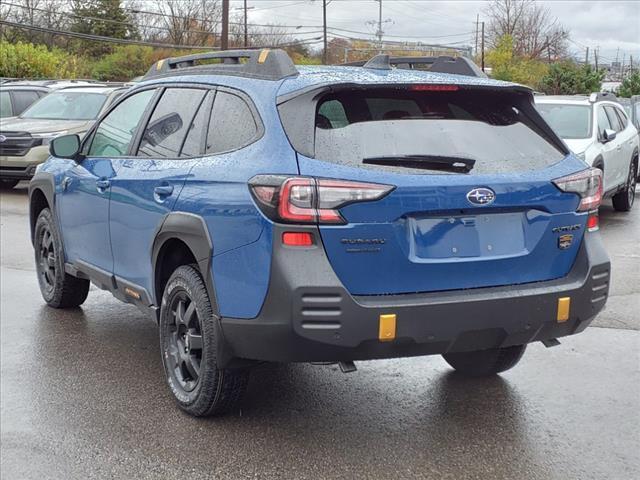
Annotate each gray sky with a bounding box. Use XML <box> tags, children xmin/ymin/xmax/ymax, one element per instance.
<box><xmin>241</xmin><ymin>0</ymin><xmax>640</xmax><ymax>64</ymax></box>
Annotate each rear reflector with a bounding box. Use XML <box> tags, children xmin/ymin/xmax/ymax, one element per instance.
<box><xmin>557</xmin><ymin>297</ymin><xmax>570</xmax><ymax>323</ymax></box>
<box><xmin>587</xmin><ymin>211</ymin><xmax>599</xmax><ymax>231</ymax></box>
<box><xmin>282</xmin><ymin>232</ymin><xmax>314</xmax><ymax>246</ymax></box>
<box><xmin>553</xmin><ymin>168</ymin><xmax>603</xmax><ymax>211</ymax></box>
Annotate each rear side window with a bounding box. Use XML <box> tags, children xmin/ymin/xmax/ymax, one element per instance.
<box><xmin>88</xmin><ymin>89</ymin><xmax>155</xmax><ymax>157</ymax></box>
<box><xmin>11</xmin><ymin>91</ymin><xmax>40</xmax><ymax>115</ymax></box>
<box><xmin>604</xmin><ymin>106</ymin><xmax>623</xmax><ymax>132</ymax></box>
<box><xmin>0</xmin><ymin>91</ymin><xmax>12</xmax><ymax>117</ymax></box>
<box><xmin>206</xmin><ymin>91</ymin><xmax>257</xmax><ymax>154</ymax></box>
<box><xmin>138</xmin><ymin>88</ymin><xmax>207</xmax><ymax>158</ymax></box>
<box><xmin>181</xmin><ymin>92</ymin><xmax>213</xmax><ymax>157</ymax></box>
<box><xmin>302</xmin><ymin>88</ymin><xmax>565</xmax><ymax>175</ymax></box>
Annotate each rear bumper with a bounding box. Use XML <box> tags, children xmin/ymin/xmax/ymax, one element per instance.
<box><xmin>220</xmin><ymin>227</ymin><xmax>611</xmax><ymax>363</ymax></box>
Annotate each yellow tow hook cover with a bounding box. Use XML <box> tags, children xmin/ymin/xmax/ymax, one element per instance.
<box><xmin>557</xmin><ymin>297</ymin><xmax>570</xmax><ymax>323</ymax></box>
<box><xmin>379</xmin><ymin>314</ymin><xmax>396</xmax><ymax>342</ymax></box>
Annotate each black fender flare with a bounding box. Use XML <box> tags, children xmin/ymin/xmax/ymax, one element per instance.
<box><xmin>151</xmin><ymin>212</ymin><xmax>238</xmax><ymax>367</ymax></box>
<box><xmin>151</xmin><ymin>212</ymin><xmax>215</xmax><ymax>305</ymax></box>
<box><xmin>28</xmin><ymin>171</ymin><xmax>57</xmax><ymax>244</ymax></box>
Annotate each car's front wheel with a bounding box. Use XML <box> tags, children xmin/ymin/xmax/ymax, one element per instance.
<box><xmin>612</xmin><ymin>158</ymin><xmax>637</xmax><ymax>212</ymax></box>
<box><xmin>159</xmin><ymin>264</ymin><xmax>249</xmax><ymax>417</ymax></box>
<box><xmin>442</xmin><ymin>344</ymin><xmax>526</xmax><ymax>377</ymax></box>
<box><xmin>34</xmin><ymin>208</ymin><xmax>90</xmax><ymax>308</ymax></box>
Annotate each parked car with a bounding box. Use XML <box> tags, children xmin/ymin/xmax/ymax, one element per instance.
<box><xmin>0</xmin><ymin>84</ymin><xmax>50</xmax><ymax>119</ymax></box>
<box><xmin>0</xmin><ymin>84</ymin><xmax>129</xmax><ymax>188</ymax></box>
<box><xmin>535</xmin><ymin>93</ymin><xmax>638</xmax><ymax>212</ymax></box>
<box><xmin>30</xmin><ymin>50</ymin><xmax>610</xmax><ymax>417</ymax></box>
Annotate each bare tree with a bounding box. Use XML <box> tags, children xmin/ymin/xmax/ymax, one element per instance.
<box><xmin>485</xmin><ymin>0</ymin><xmax>568</xmax><ymax>60</ymax></box>
<box><xmin>154</xmin><ymin>0</ymin><xmax>221</xmax><ymax>47</ymax></box>
<box><xmin>1</xmin><ymin>0</ymin><xmax>73</xmax><ymax>45</ymax></box>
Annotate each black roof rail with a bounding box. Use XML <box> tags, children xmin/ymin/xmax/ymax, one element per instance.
<box><xmin>143</xmin><ymin>49</ymin><xmax>299</xmax><ymax>81</ymax></box>
<box><xmin>342</xmin><ymin>55</ymin><xmax>486</xmax><ymax>78</ymax></box>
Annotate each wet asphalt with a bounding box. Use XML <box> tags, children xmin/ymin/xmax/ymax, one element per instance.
<box><xmin>1</xmin><ymin>183</ymin><xmax>639</xmax><ymax>480</ymax></box>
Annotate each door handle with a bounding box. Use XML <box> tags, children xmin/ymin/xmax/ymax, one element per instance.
<box><xmin>616</xmin><ymin>145</ymin><xmax>622</xmax><ymax>151</ymax></box>
<box><xmin>154</xmin><ymin>185</ymin><xmax>174</xmax><ymax>196</ymax></box>
<box><xmin>96</xmin><ymin>178</ymin><xmax>110</xmax><ymax>191</ymax></box>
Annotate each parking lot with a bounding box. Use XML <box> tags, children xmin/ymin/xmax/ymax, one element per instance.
<box><xmin>0</xmin><ymin>182</ymin><xmax>638</xmax><ymax>480</ymax></box>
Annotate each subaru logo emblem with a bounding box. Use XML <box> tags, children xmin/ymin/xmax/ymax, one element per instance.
<box><xmin>0</xmin><ymin>135</ymin><xmax>6</xmax><ymax>143</ymax></box>
<box><xmin>467</xmin><ymin>188</ymin><xmax>496</xmax><ymax>206</ymax></box>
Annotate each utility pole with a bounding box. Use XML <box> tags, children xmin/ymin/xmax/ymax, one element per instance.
<box><xmin>474</xmin><ymin>14</ymin><xmax>479</xmax><ymax>57</ymax></box>
<box><xmin>323</xmin><ymin>0</ymin><xmax>328</xmax><ymax>64</ymax></box>
<box><xmin>481</xmin><ymin>21</ymin><xmax>485</xmax><ymax>72</ymax></box>
<box><xmin>243</xmin><ymin>0</ymin><xmax>248</xmax><ymax>48</ymax></box>
<box><xmin>594</xmin><ymin>47</ymin><xmax>599</xmax><ymax>70</ymax></box>
<box><xmin>631</xmin><ymin>55</ymin><xmax>634</xmax><ymax>75</ymax></box>
<box><xmin>221</xmin><ymin>0</ymin><xmax>229</xmax><ymax>50</ymax></box>
<box><xmin>546</xmin><ymin>36</ymin><xmax>551</xmax><ymax>63</ymax></box>
<box><xmin>585</xmin><ymin>46</ymin><xmax>589</xmax><ymax>66</ymax></box>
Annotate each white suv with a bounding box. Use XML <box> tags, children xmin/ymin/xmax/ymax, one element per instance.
<box><xmin>536</xmin><ymin>93</ymin><xmax>638</xmax><ymax>212</ymax></box>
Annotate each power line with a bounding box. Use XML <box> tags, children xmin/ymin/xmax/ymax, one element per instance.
<box><xmin>0</xmin><ymin>19</ymin><xmax>323</xmax><ymax>50</ymax></box>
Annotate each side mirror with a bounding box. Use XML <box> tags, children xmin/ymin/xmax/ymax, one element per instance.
<box><xmin>50</xmin><ymin>134</ymin><xmax>81</xmax><ymax>159</ymax></box>
<box><xmin>602</xmin><ymin>128</ymin><xmax>617</xmax><ymax>143</ymax></box>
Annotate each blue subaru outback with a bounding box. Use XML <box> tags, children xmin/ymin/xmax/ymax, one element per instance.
<box><xmin>29</xmin><ymin>50</ymin><xmax>610</xmax><ymax>417</ymax></box>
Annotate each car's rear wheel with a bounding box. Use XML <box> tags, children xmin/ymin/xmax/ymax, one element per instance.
<box><xmin>0</xmin><ymin>179</ymin><xmax>19</xmax><ymax>189</ymax></box>
<box><xmin>34</xmin><ymin>208</ymin><xmax>90</xmax><ymax>308</ymax></box>
<box><xmin>612</xmin><ymin>158</ymin><xmax>637</xmax><ymax>212</ymax></box>
<box><xmin>442</xmin><ymin>344</ymin><xmax>526</xmax><ymax>377</ymax></box>
<box><xmin>159</xmin><ymin>264</ymin><xmax>249</xmax><ymax>417</ymax></box>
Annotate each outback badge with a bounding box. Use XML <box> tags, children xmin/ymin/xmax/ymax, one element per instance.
<box><xmin>558</xmin><ymin>234</ymin><xmax>574</xmax><ymax>250</ymax></box>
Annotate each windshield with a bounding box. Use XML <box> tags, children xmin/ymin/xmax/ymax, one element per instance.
<box><xmin>307</xmin><ymin>88</ymin><xmax>565</xmax><ymax>175</ymax></box>
<box><xmin>535</xmin><ymin>103</ymin><xmax>592</xmax><ymax>139</ymax></box>
<box><xmin>20</xmin><ymin>92</ymin><xmax>107</xmax><ymax>120</ymax></box>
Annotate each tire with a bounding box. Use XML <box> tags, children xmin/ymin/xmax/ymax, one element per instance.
<box><xmin>612</xmin><ymin>158</ymin><xmax>637</xmax><ymax>212</ymax></box>
<box><xmin>0</xmin><ymin>179</ymin><xmax>19</xmax><ymax>189</ymax></box>
<box><xmin>442</xmin><ymin>344</ymin><xmax>526</xmax><ymax>377</ymax></box>
<box><xmin>34</xmin><ymin>208</ymin><xmax>90</xmax><ymax>308</ymax></box>
<box><xmin>159</xmin><ymin>264</ymin><xmax>249</xmax><ymax>417</ymax></box>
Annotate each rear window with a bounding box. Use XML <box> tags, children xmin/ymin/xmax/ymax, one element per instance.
<box><xmin>283</xmin><ymin>87</ymin><xmax>565</xmax><ymax>175</ymax></box>
<box><xmin>536</xmin><ymin>103</ymin><xmax>592</xmax><ymax>139</ymax></box>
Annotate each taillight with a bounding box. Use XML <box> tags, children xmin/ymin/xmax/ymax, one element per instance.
<box><xmin>553</xmin><ymin>168</ymin><xmax>603</xmax><ymax>212</ymax></box>
<box><xmin>249</xmin><ymin>175</ymin><xmax>394</xmax><ymax>225</ymax></box>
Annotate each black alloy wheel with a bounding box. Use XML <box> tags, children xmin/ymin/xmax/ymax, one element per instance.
<box><xmin>166</xmin><ymin>291</ymin><xmax>204</xmax><ymax>393</ymax></box>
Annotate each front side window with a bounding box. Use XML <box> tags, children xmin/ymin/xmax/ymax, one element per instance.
<box><xmin>0</xmin><ymin>91</ymin><xmax>12</xmax><ymax>117</ymax></box>
<box><xmin>11</xmin><ymin>91</ymin><xmax>40</xmax><ymax>115</ymax></box>
<box><xmin>597</xmin><ymin>107</ymin><xmax>612</xmax><ymax>137</ymax></box>
<box><xmin>206</xmin><ymin>91</ymin><xmax>258</xmax><ymax>154</ymax></box>
<box><xmin>604</xmin><ymin>106</ymin><xmax>623</xmax><ymax>132</ymax></box>
<box><xmin>536</xmin><ymin>103</ymin><xmax>592</xmax><ymax>139</ymax></box>
<box><xmin>138</xmin><ymin>88</ymin><xmax>207</xmax><ymax>158</ymax></box>
<box><xmin>20</xmin><ymin>92</ymin><xmax>107</xmax><ymax>120</ymax></box>
<box><xmin>614</xmin><ymin>107</ymin><xmax>628</xmax><ymax>129</ymax></box>
<box><xmin>88</xmin><ymin>89</ymin><xmax>155</xmax><ymax>157</ymax></box>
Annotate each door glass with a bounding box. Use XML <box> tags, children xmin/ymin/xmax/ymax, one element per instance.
<box><xmin>11</xmin><ymin>91</ymin><xmax>40</xmax><ymax>115</ymax></box>
<box><xmin>181</xmin><ymin>92</ymin><xmax>213</xmax><ymax>157</ymax></box>
<box><xmin>88</xmin><ymin>89</ymin><xmax>155</xmax><ymax>157</ymax></box>
<box><xmin>206</xmin><ymin>91</ymin><xmax>258</xmax><ymax>154</ymax></box>
<box><xmin>614</xmin><ymin>107</ymin><xmax>628</xmax><ymax>129</ymax></box>
<box><xmin>597</xmin><ymin>107</ymin><xmax>612</xmax><ymax>136</ymax></box>
<box><xmin>604</xmin><ymin>106</ymin><xmax>622</xmax><ymax>132</ymax></box>
<box><xmin>137</xmin><ymin>88</ymin><xmax>206</xmax><ymax>158</ymax></box>
<box><xmin>0</xmin><ymin>91</ymin><xmax>12</xmax><ymax>117</ymax></box>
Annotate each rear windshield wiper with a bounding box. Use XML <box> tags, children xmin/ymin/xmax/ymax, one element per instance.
<box><xmin>363</xmin><ymin>155</ymin><xmax>475</xmax><ymax>173</ymax></box>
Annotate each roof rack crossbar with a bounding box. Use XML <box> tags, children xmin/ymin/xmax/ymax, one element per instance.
<box><xmin>144</xmin><ymin>49</ymin><xmax>299</xmax><ymax>81</ymax></box>
<box><xmin>342</xmin><ymin>55</ymin><xmax>486</xmax><ymax>78</ymax></box>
